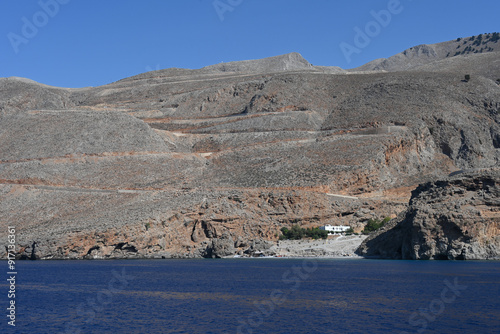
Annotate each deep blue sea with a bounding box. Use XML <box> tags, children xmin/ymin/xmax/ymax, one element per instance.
<box><xmin>1</xmin><ymin>259</ymin><xmax>499</xmax><ymax>334</ymax></box>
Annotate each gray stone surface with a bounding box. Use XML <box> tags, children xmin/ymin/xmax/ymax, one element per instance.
<box><xmin>356</xmin><ymin>169</ymin><xmax>500</xmax><ymax>260</ymax></box>
<box><xmin>0</xmin><ymin>110</ymin><xmax>170</xmax><ymax>161</ymax></box>
<box><xmin>352</xmin><ymin>33</ymin><xmax>500</xmax><ymax>79</ymax></box>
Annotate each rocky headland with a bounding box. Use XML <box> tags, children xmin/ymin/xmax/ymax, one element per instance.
<box><xmin>356</xmin><ymin>169</ymin><xmax>500</xmax><ymax>260</ymax></box>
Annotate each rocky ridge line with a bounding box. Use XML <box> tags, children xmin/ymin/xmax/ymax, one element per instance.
<box><xmin>356</xmin><ymin>168</ymin><xmax>500</xmax><ymax>260</ymax></box>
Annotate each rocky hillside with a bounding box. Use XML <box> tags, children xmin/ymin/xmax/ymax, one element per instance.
<box><xmin>356</xmin><ymin>169</ymin><xmax>500</xmax><ymax>260</ymax></box>
<box><xmin>1</xmin><ymin>34</ymin><xmax>500</xmax><ymax>260</ymax></box>
<box><xmin>201</xmin><ymin>52</ymin><xmax>314</xmax><ymax>73</ymax></box>
<box><xmin>352</xmin><ymin>32</ymin><xmax>500</xmax><ymax>76</ymax></box>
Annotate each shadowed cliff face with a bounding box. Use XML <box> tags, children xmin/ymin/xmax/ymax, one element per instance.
<box><xmin>1</xmin><ymin>44</ymin><xmax>500</xmax><ymax>260</ymax></box>
<box><xmin>356</xmin><ymin>169</ymin><xmax>500</xmax><ymax>260</ymax></box>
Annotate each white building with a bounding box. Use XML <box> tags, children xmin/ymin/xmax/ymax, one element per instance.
<box><xmin>320</xmin><ymin>225</ymin><xmax>351</xmax><ymax>234</ymax></box>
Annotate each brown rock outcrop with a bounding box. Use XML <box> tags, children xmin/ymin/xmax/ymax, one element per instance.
<box><xmin>357</xmin><ymin>169</ymin><xmax>500</xmax><ymax>260</ymax></box>
<box><xmin>6</xmin><ymin>188</ymin><xmax>403</xmax><ymax>259</ymax></box>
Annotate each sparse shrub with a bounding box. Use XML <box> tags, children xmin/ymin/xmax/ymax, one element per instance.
<box><xmin>280</xmin><ymin>227</ymin><xmax>290</xmax><ymax>240</ymax></box>
<box><xmin>465</xmin><ymin>74</ymin><xmax>471</xmax><ymax>82</ymax></box>
<box><xmin>456</xmin><ymin>37</ymin><xmax>461</xmax><ymax>42</ymax></box>
<box><xmin>361</xmin><ymin>217</ymin><xmax>390</xmax><ymax>235</ymax></box>
<box><xmin>145</xmin><ymin>222</ymin><xmax>151</xmax><ymax>231</ymax></box>
<box><xmin>472</xmin><ymin>34</ymin><xmax>483</xmax><ymax>47</ymax></box>
<box><xmin>308</xmin><ymin>227</ymin><xmax>329</xmax><ymax>240</ymax></box>
<box><xmin>280</xmin><ymin>225</ymin><xmax>328</xmax><ymax>240</ymax></box>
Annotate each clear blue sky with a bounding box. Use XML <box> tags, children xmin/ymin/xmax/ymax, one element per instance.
<box><xmin>1</xmin><ymin>0</ymin><xmax>499</xmax><ymax>88</ymax></box>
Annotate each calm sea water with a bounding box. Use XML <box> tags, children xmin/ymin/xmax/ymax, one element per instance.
<box><xmin>1</xmin><ymin>259</ymin><xmax>499</xmax><ymax>334</ymax></box>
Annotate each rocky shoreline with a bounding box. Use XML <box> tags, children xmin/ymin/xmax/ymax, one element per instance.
<box><xmin>264</xmin><ymin>235</ymin><xmax>367</xmax><ymax>258</ymax></box>
<box><xmin>10</xmin><ymin>235</ymin><xmax>367</xmax><ymax>260</ymax></box>
<box><xmin>357</xmin><ymin>169</ymin><xmax>500</xmax><ymax>260</ymax></box>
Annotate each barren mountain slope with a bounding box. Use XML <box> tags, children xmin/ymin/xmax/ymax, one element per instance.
<box><xmin>1</xmin><ymin>37</ymin><xmax>500</xmax><ymax>259</ymax></box>
<box><xmin>411</xmin><ymin>51</ymin><xmax>500</xmax><ymax>81</ymax></box>
<box><xmin>352</xmin><ymin>32</ymin><xmax>500</xmax><ymax>75</ymax></box>
<box><xmin>357</xmin><ymin>168</ymin><xmax>500</xmax><ymax>260</ymax></box>
<box><xmin>0</xmin><ymin>77</ymin><xmax>76</xmax><ymax>116</ymax></box>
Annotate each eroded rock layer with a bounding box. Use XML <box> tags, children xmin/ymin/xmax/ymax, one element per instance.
<box><xmin>356</xmin><ymin>169</ymin><xmax>500</xmax><ymax>260</ymax></box>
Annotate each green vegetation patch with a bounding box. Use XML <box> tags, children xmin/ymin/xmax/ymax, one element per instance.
<box><xmin>280</xmin><ymin>225</ymin><xmax>328</xmax><ymax>240</ymax></box>
<box><xmin>362</xmin><ymin>217</ymin><xmax>391</xmax><ymax>235</ymax></box>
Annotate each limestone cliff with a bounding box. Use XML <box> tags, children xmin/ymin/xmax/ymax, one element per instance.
<box><xmin>356</xmin><ymin>169</ymin><xmax>500</xmax><ymax>260</ymax></box>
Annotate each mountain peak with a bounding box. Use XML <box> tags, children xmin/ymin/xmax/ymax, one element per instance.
<box><xmin>201</xmin><ymin>52</ymin><xmax>313</xmax><ymax>74</ymax></box>
<box><xmin>351</xmin><ymin>32</ymin><xmax>500</xmax><ymax>72</ymax></box>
